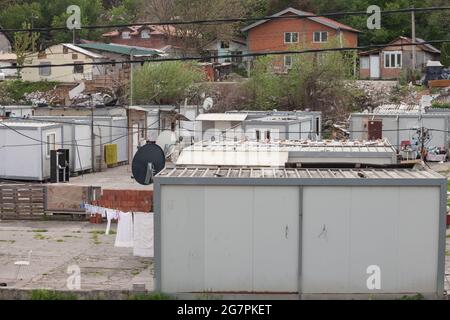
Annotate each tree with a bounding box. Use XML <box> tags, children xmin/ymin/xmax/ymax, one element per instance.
<box><xmin>244</xmin><ymin>56</ymin><xmax>283</xmax><ymax>110</ymax></box>
<box><xmin>132</xmin><ymin>61</ymin><xmax>206</xmax><ymax>105</ymax></box>
<box><xmin>14</xmin><ymin>22</ymin><xmax>40</xmax><ymax>77</ymax></box>
<box><xmin>441</xmin><ymin>43</ymin><xmax>450</xmax><ymax>67</ymax></box>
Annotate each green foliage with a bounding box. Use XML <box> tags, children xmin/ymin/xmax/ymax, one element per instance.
<box><xmin>13</xmin><ymin>22</ymin><xmax>40</xmax><ymax>77</ymax></box>
<box><xmin>245</xmin><ymin>56</ymin><xmax>283</xmax><ymax>110</ymax></box>
<box><xmin>432</xmin><ymin>101</ymin><xmax>450</xmax><ymax>109</ymax></box>
<box><xmin>244</xmin><ymin>38</ymin><xmax>357</xmax><ymax>114</ymax></box>
<box><xmin>0</xmin><ymin>80</ymin><xmax>58</xmax><ymax>104</ymax></box>
<box><xmin>132</xmin><ymin>61</ymin><xmax>206</xmax><ymax>105</ymax></box>
<box><xmin>441</xmin><ymin>43</ymin><xmax>450</xmax><ymax>67</ymax></box>
<box><xmin>399</xmin><ymin>293</ymin><xmax>425</xmax><ymax>300</ymax></box>
<box><xmin>30</xmin><ymin>290</ymin><xmax>77</xmax><ymax>300</ymax></box>
<box><xmin>399</xmin><ymin>68</ymin><xmax>422</xmax><ymax>85</ymax></box>
<box><xmin>127</xmin><ymin>292</ymin><xmax>174</xmax><ymax>300</ymax></box>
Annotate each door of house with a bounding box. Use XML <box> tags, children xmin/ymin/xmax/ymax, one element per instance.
<box><xmin>370</xmin><ymin>55</ymin><xmax>380</xmax><ymax>79</ymax></box>
<box><xmin>368</xmin><ymin>120</ymin><xmax>382</xmax><ymax>140</ymax></box>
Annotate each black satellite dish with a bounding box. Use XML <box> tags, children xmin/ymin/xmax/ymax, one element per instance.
<box><xmin>132</xmin><ymin>143</ymin><xmax>166</xmax><ymax>185</ymax></box>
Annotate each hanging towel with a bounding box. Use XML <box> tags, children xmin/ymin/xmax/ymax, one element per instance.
<box><xmin>114</xmin><ymin>212</ymin><xmax>134</xmax><ymax>248</ymax></box>
<box><xmin>133</xmin><ymin>213</ymin><xmax>154</xmax><ymax>258</ymax></box>
<box><xmin>105</xmin><ymin>209</ymin><xmax>119</xmax><ymax>235</ymax></box>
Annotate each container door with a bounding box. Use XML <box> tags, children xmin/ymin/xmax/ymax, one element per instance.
<box><xmin>368</xmin><ymin>120</ymin><xmax>382</xmax><ymax>140</ymax></box>
<box><xmin>253</xmin><ymin>187</ymin><xmax>299</xmax><ymax>293</ymax></box>
<box><xmin>370</xmin><ymin>55</ymin><xmax>380</xmax><ymax>78</ymax></box>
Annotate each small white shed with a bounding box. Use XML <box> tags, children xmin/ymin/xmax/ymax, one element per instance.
<box><xmin>0</xmin><ymin>121</ymin><xmax>63</xmax><ymax>181</ymax></box>
<box><xmin>154</xmin><ymin>167</ymin><xmax>447</xmax><ymax>299</ymax></box>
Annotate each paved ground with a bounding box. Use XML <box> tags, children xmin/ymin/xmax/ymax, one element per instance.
<box><xmin>54</xmin><ymin>165</ymin><xmax>153</xmax><ymax>190</ymax></box>
<box><xmin>0</xmin><ymin>220</ymin><xmax>153</xmax><ymax>291</ymax></box>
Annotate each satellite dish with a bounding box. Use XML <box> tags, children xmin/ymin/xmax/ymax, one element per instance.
<box><xmin>156</xmin><ymin>131</ymin><xmax>178</xmax><ymax>157</ymax></box>
<box><xmin>202</xmin><ymin>97</ymin><xmax>214</xmax><ymax>111</ymax></box>
<box><xmin>132</xmin><ymin>143</ymin><xmax>166</xmax><ymax>185</ymax></box>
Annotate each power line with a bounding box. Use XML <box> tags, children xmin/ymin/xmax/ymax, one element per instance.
<box><xmin>1</xmin><ymin>39</ymin><xmax>449</xmax><ymax>71</ymax></box>
<box><xmin>2</xmin><ymin>6</ymin><xmax>450</xmax><ymax>33</ymax></box>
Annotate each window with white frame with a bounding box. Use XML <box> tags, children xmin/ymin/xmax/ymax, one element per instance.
<box><xmin>141</xmin><ymin>30</ymin><xmax>150</xmax><ymax>39</ymax></box>
<box><xmin>122</xmin><ymin>31</ymin><xmax>131</xmax><ymax>39</ymax></box>
<box><xmin>284</xmin><ymin>32</ymin><xmax>299</xmax><ymax>44</ymax></box>
<box><xmin>384</xmin><ymin>51</ymin><xmax>402</xmax><ymax>68</ymax></box>
<box><xmin>313</xmin><ymin>31</ymin><xmax>328</xmax><ymax>43</ymax></box>
<box><xmin>46</xmin><ymin>133</ymin><xmax>56</xmax><ymax>158</ymax></box>
<box><xmin>360</xmin><ymin>56</ymin><xmax>370</xmax><ymax>69</ymax></box>
<box><xmin>284</xmin><ymin>55</ymin><xmax>293</xmax><ymax>69</ymax></box>
<box><xmin>39</xmin><ymin>62</ymin><xmax>51</xmax><ymax>76</ymax></box>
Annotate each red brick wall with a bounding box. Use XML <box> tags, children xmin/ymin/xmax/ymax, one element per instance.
<box><xmin>95</xmin><ymin>190</ymin><xmax>153</xmax><ymax>213</ymax></box>
<box><xmin>247</xmin><ymin>16</ymin><xmax>358</xmax><ymax>53</ymax></box>
<box><xmin>360</xmin><ymin>68</ymin><xmax>370</xmax><ymax>79</ymax></box>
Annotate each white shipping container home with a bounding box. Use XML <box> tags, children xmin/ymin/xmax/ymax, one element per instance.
<box><xmin>177</xmin><ymin>140</ymin><xmax>398</xmax><ymax>167</ymax></box>
<box><xmin>0</xmin><ymin>122</ymin><xmax>63</xmax><ymax>181</ymax></box>
<box><xmin>154</xmin><ymin>167</ymin><xmax>447</xmax><ymax>299</ymax></box>
<box><xmin>349</xmin><ymin>112</ymin><xmax>449</xmax><ymax>152</ymax></box>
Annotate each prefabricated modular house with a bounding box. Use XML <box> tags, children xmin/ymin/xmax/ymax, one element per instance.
<box><xmin>0</xmin><ymin>105</ymin><xmax>34</xmax><ymax>118</ymax></box>
<box><xmin>154</xmin><ymin>167</ymin><xmax>447</xmax><ymax>299</ymax></box>
<box><xmin>0</xmin><ymin>121</ymin><xmax>63</xmax><ymax>181</ymax></box>
<box><xmin>176</xmin><ymin>140</ymin><xmax>398</xmax><ymax>167</ymax></box>
<box><xmin>242</xmin><ymin>116</ymin><xmax>313</xmax><ymax>141</ymax></box>
<box><xmin>349</xmin><ymin>112</ymin><xmax>449</xmax><ymax>152</ymax></box>
<box><xmin>195</xmin><ymin>111</ymin><xmax>322</xmax><ymax>142</ymax></box>
<box><xmin>32</xmin><ymin>116</ymin><xmax>128</xmax><ymax>170</ymax></box>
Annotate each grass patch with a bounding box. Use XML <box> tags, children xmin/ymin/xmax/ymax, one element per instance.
<box><xmin>446</xmin><ymin>251</ymin><xmax>450</xmax><ymax>256</ymax></box>
<box><xmin>0</xmin><ymin>240</ymin><xmax>15</xmax><ymax>243</ymax></box>
<box><xmin>56</xmin><ymin>239</ymin><xmax>64</xmax><ymax>243</ymax></box>
<box><xmin>399</xmin><ymin>293</ymin><xmax>424</xmax><ymax>300</ymax></box>
<box><xmin>127</xmin><ymin>293</ymin><xmax>173</xmax><ymax>300</ymax></box>
<box><xmin>34</xmin><ymin>233</ymin><xmax>47</xmax><ymax>240</ymax></box>
<box><xmin>29</xmin><ymin>229</ymin><xmax>48</xmax><ymax>233</ymax></box>
<box><xmin>91</xmin><ymin>232</ymin><xmax>101</xmax><ymax>245</ymax></box>
<box><xmin>72</xmin><ymin>231</ymin><xmax>81</xmax><ymax>234</ymax></box>
<box><xmin>30</xmin><ymin>289</ymin><xmax>77</xmax><ymax>300</ymax></box>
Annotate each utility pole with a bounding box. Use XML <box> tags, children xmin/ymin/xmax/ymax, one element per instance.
<box><xmin>129</xmin><ymin>49</ymin><xmax>136</xmax><ymax>107</ymax></box>
<box><xmin>89</xmin><ymin>94</ymin><xmax>95</xmax><ymax>173</ymax></box>
<box><xmin>411</xmin><ymin>7</ymin><xmax>417</xmax><ymax>72</ymax></box>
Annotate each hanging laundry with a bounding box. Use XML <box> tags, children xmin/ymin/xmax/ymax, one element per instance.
<box><xmin>133</xmin><ymin>213</ymin><xmax>154</xmax><ymax>258</ymax></box>
<box><xmin>105</xmin><ymin>209</ymin><xmax>119</xmax><ymax>235</ymax></box>
<box><xmin>114</xmin><ymin>212</ymin><xmax>134</xmax><ymax>248</ymax></box>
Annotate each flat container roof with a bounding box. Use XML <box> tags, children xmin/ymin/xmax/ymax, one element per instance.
<box><xmin>157</xmin><ymin>167</ymin><xmax>443</xmax><ymax>180</ymax></box>
<box><xmin>196</xmin><ymin>113</ymin><xmax>248</xmax><ymax>122</ymax></box>
<box><xmin>182</xmin><ymin>140</ymin><xmax>396</xmax><ymax>154</ymax></box>
<box><xmin>0</xmin><ymin>121</ymin><xmax>61</xmax><ymax>129</ymax></box>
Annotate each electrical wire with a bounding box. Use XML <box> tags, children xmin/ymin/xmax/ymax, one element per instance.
<box><xmin>1</xmin><ymin>39</ymin><xmax>450</xmax><ymax>70</ymax></box>
<box><xmin>2</xmin><ymin>6</ymin><xmax>449</xmax><ymax>33</ymax></box>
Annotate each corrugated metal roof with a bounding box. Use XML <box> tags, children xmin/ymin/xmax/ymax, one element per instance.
<box><xmin>176</xmin><ymin>150</ymin><xmax>290</xmax><ymax>167</ymax></box>
<box><xmin>196</xmin><ymin>113</ymin><xmax>248</xmax><ymax>122</ymax></box>
<box><xmin>77</xmin><ymin>43</ymin><xmax>161</xmax><ymax>57</ymax></box>
<box><xmin>183</xmin><ymin>140</ymin><xmax>396</xmax><ymax>153</ymax></box>
<box><xmin>63</xmin><ymin>44</ymin><xmax>105</xmax><ymax>59</ymax></box>
<box><xmin>157</xmin><ymin>167</ymin><xmax>443</xmax><ymax>180</ymax></box>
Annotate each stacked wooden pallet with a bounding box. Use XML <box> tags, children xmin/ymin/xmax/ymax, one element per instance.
<box><xmin>0</xmin><ymin>182</ymin><xmax>46</xmax><ymax>218</ymax></box>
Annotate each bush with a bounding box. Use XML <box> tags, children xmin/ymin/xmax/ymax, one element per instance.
<box><xmin>399</xmin><ymin>68</ymin><xmax>421</xmax><ymax>86</ymax></box>
<box><xmin>431</xmin><ymin>101</ymin><xmax>450</xmax><ymax>109</ymax></box>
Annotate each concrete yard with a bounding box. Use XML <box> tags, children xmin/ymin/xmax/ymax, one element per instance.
<box><xmin>0</xmin><ymin>220</ymin><xmax>153</xmax><ymax>292</ymax></box>
<box><xmin>0</xmin><ymin>219</ymin><xmax>448</xmax><ymax>297</ymax></box>
<box><xmin>53</xmin><ymin>165</ymin><xmax>153</xmax><ymax>190</ymax></box>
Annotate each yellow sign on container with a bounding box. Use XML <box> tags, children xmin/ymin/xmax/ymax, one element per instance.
<box><xmin>104</xmin><ymin>144</ymin><xmax>118</xmax><ymax>166</ymax></box>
